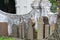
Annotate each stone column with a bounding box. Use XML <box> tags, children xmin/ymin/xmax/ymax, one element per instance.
<box><xmin>37</xmin><ymin>17</ymin><xmax>44</xmax><ymax>40</ymax></box>
<box><xmin>27</xmin><ymin>18</ymin><xmax>33</xmax><ymax>40</ymax></box>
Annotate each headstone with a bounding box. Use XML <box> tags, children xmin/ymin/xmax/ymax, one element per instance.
<box><xmin>21</xmin><ymin>21</ymin><xmax>26</xmax><ymax>39</ymax></box>
<box><xmin>12</xmin><ymin>24</ymin><xmax>18</xmax><ymax>37</ymax></box>
<box><xmin>37</xmin><ymin>17</ymin><xmax>44</xmax><ymax>40</ymax></box>
<box><xmin>45</xmin><ymin>24</ymin><xmax>49</xmax><ymax>38</ymax></box>
<box><xmin>19</xmin><ymin>22</ymin><xmax>22</xmax><ymax>38</ymax></box>
<box><xmin>27</xmin><ymin>18</ymin><xmax>33</xmax><ymax>40</ymax></box>
<box><xmin>50</xmin><ymin>24</ymin><xmax>55</xmax><ymax>35</ymax></box>
<box><xmin>57</xmin><ymin>16</ymin><xmax>60</xmax><ymax>26</ymax></box>
<box><xmin>19</xmin><ymin>21</ymin><xmax>26</xmax><ymax>39</ymax></box>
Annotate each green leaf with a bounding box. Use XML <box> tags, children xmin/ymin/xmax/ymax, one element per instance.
<box><xmin>49</xmin><ymin>0</ymin><xmax>57</xmax><ymax>13</ymax></box>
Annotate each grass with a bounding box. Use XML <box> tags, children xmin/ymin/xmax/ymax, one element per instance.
<box><xmin>0</xmin><ymin>36</ymin><xmax>15</xmax><ymax>40</ymax></box>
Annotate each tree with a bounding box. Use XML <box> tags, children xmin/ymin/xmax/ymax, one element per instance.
<box><xmin>49</xmin><ymin>0</ymin><xmax>57</xmax><ymax>13</ymax></box>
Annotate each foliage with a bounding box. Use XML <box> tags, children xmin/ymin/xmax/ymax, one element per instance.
<box><xmin>0</xmin><ymin>37</ymin><xmax>15</xmax><ymax>40</ymax></box>
<box><xmin>49</xmin><ymin>0</ymin><xmax>57</xmax><ymax>13</ymax></box>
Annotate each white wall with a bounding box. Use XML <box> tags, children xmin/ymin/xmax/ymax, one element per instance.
<box><xmin>15</xmin><ymin>0</ymin><xmax>34</xmax><ymax>15</ymax></box>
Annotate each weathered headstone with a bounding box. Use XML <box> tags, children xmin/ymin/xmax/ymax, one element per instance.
<box><xmin>27</xmin><ymin>18</ymin><xmax>33</xmax><ymax>40</ymax></box>
<box><xmin>21</xmin><ymin>22</ymin><xmax>25</xmax><ymax>39</ymax></box>
<box><xmin>45</xmin><ymin>24</ymin><xmax>49</xmax><ymax>38</ymax></box>
<box><xmin>21</xmin><ymin>21</ymin><xmax>26</xmax><ymax>39</ymax></box>
<box><xmin>19</xmin><ymin>22</ymin><xmax>22</xmax><ymax>38</ymax></box>
<box><xmin>12</xmin><ymin>24</ymin><xmax>18</xmax><ymax>37</ymax></box>
<box><xmin>37</xmin><ymin>17</ymin><xmax>44</xmax><ymax>40</ymax></box>
<box><xmin>19</xmin><ymin>21</ymin><xmax>26</xmax><ymax>39</ymax></box>
<box><xmin>50</xmin><ymin>24</ymin><xmax>55</xmax><ymax>35</ymax></box>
